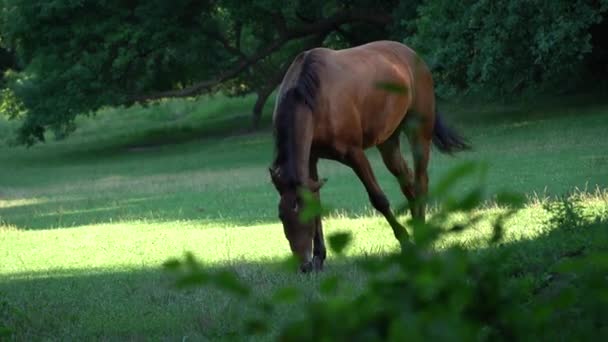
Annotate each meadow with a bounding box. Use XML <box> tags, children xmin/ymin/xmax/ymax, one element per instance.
<box><xmin>1</xmin><ymin>93</ymin><xmax>607</xmax><ymax>340</ymax></box>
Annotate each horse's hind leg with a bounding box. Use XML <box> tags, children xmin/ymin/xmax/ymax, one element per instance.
<box><xmin>407</xmin><ymin>119</ymin><xmax>432</xmax><ymax>222</ymax></box>
<box><xmin>343</xmin><ymin>148</ymin><xmax>409</xmax><ymax>244</ymax></box>
<box><xmin>377</xmin><ymin>132</ymin><xmax>417</xmax><ymax>218</ymax></box>
<box><xmin>309</xmin><ymin>156</ymin><xmax>326</xmax><ymax>270</ymax></box>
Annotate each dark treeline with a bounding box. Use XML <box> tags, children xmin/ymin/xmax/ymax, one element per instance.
<box><xmin>1</xmin><ymin>0</ymin><xmax>606</xmax><ymax>145</ymax></box>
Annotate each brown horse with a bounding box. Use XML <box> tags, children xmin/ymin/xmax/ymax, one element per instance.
<box><xmin>269</xmin><ymin>40</ymin><xmax>469</xmax><ymax>272</ymax></box>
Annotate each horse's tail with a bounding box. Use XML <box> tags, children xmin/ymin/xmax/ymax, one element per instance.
<box><xmin>432</xmin><ymin>110</ymin><xmax>471</xmax><ymax>154</ymax></box>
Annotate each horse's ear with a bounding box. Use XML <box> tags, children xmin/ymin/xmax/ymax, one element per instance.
<box><xmin>269</xmin><ymin>167</ymin><xmax>278</xmax><ymax>183</ymax></box>
<box><xmin>269</xmin><ymin>166</ymin><xmax>284</xmax><ymax>193</ymax></box>
<box><xmin>309</xmin><ymin>178</ymin><xmax>327</xmax><ymax>192</ymax></box>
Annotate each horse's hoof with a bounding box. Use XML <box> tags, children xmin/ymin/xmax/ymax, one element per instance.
<box><xmin>299</xmin><ymin>261</ymin><xmax>314</xmax><ymax>273</ymax></box>
<box><xmin>312</xmin><ymin>256</ymin><xmax>324</xmax><ymax>272</ymax></box>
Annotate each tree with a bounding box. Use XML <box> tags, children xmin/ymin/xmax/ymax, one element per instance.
<box><xmin>1</xmin><ymin>0</ymin><xmax>605</xmax><ymax>146</ymax></box>
<box><xmin>0</xmin><ymin>38</ymin><xmax>22</xmax><ymax>120</ymax></box>
<box><xmin>407</xmin><ymin>0</ymin><xmax>608</xmax><ymax>97</ymax></box>
<box><xmin>0</xmin><ymin>0</ymin><xmax>399</xmax><ymax>145</ymax></box>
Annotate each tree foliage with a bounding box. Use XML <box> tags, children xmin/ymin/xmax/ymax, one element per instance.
<box><xmin>0</xmin><ymin>0</ymin><xmax>606</xmax><ymax>145</ymax></box>
<box><xmin>408</xmin><ymin>0</ymin><xmax>608</xmax><ymax>97</ymax></box>
<box><xmin>0</xmin><ymin>0</ymin><xmax>396</xmax><ymax>145</ymax></box>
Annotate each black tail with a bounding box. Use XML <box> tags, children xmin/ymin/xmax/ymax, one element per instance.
<box><xmin>432</xmin><ymin>110</ymin><xmax>471</xmax><ymax>154</ymax></box>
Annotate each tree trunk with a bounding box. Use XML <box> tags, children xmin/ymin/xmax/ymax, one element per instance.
<box><xmin>252</xmin><ymin>88</ymin><xmax>273</xmax><ymax>129</ymax></box>
<box><xmin>251</xmin><ymin>34</ymin><xmax>329</xmax><ymax>130</ymax></box>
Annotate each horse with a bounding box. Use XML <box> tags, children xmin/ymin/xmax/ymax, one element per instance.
<box><xmin>269</xmin><ymin>40</ymin><xmax>470</xmax><ymax>273</ymax></box>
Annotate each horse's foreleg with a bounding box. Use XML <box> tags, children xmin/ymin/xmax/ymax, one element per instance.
<box><xmin>344</xmin><ymin>148</ymin><xmax>409</xmax><ymax>244</ymax></box>
<box><xmin>312</xmin><ymin>217</ymin><xmax>325</xmax><ymax>271</ymax></box>
<box><xmin>309</xmin><ymin>157</ymin><xmax>326</xmax><ymax>270</ymax></box>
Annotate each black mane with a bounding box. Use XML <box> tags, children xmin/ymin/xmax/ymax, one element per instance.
<box><xmin>272</xmin><ymin>52</ymin><xmax>321</xmax><ymax>186</ymax></box>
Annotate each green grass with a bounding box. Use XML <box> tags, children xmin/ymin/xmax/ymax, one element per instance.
<box><xmin>1</xmin><ymin>93</ymin><xmax>607</xmax><ymax>340</ymax></box>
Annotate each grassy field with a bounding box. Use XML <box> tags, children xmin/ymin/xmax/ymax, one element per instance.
<box><xmin>1</xmin><ymin>93</ymin><xmax>607</xmax><ymax>340</ymax></box>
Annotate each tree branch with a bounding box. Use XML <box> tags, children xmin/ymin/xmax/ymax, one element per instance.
<box><xmin>235</xmin><ymin>21</ymin><xmax>242</xmax><ymax>51</ymax></box>
<box><xmin>296</xmin><ymin>10</ymin><xmax>316</xmax><ymax>24</ymax></box>
<box><xmin>334</xmin><ymin>26</ymin><xmax>361</xmax><ymax>46</ymax></box>
<box><xmin>287</xmin><ymin>9</ymin><xmax>392</xmax><ymax>38</ymax></box>
<box><xmin>202</xmin><ymin>29</ymin><xmax>247</xmax><ymax>60</ymax></box>
<box><xmin>251</xmin><ymin>33</ymin><xmax>329</xmax><ymax>127</ymax></box>
<box><xmin>133</xmin><ymin>37</ymin><xmax>287</xmax><ymax>101</ymax></box>
<box><xmin>132</xmin><ymin>9</ymin><xmax>392</xmax><ymax>103</ymax></box>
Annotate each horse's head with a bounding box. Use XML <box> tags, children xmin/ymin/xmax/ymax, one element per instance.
<box><xmin>269</xmin><ymin>167</ymin><xmax>325</xmax><ymax>273</ymax></box>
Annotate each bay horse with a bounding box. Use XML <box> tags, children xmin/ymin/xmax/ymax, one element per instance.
<box><xmin>269</xmin><ymin>41</ymin><xmax>470</xmax><ymax>272</ymax></box>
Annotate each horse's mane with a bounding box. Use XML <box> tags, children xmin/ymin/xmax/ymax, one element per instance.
<box><xmin>272</xmin><ymin>51</ymin><xmax>321</xmax><ymax>186</ymax></box>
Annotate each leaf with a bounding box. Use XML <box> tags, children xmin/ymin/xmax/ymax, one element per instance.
<box><xmin>394</xmin><ymin>201</ymin><xmax>410</xmax><ymax>217</ymax></box>
<box><xmin>272</xmin><ymin>286</ymin><xmax>300</xmax><ymax>303</ymax></box>
<box><xmin>320</xmin><ymin>275</ymin><xmax>341</xmax><ymax>295</ymax></box>
<box><xmin>245</xmin><ymin>319</ymin><xmax>268</xmax><ymax>335</ymax></box>
<box><xmin>445</xmin><ymin>187</ymin><xmax>484</xmax><ymax>212</ymax></box>
<box><xmin>495</xmin><ymin>191</ymin><xmax>526</xmax><ymax>208</ymax></box>
<box><xmin>298</xmin><ymin>188</ymin><xmax>330</xmax><ymax>223</ymax></box>
<box><xmin>431</xmin><ymin>162</ymin><xmax>479</xmax><ymax>198</ymax></box>
<box><xmin>375</xmin><ymin>81</ymin><xmax>409</xmax><ymax>94</ymax></box>
<box><xmin>212</xmin><ymin>271</ymin><xmax>250</xmax><ymax>297</ymax></box>
<box><xmin>257</xmin><ymin>300</ymin><xmax>274</xmax><ymax>314</ymax></box>
<box><xmin>0</xmin><ymin>326</ymin><xmax>12</xmax><ymax>338</ymax></box>
<box><xmin>359</xmin><ymin>257</ymin><xmax>391</xmax><ymax>273</ymax></box>
<box><xmin>449</xmin><ymin>224</ymin><xmax>466</xmax><ymax>233</ymax></box>
<box><xmin>491</xmin><ymin>221</ymin><xmax>504</xmax><ymax>244</ymax></box>
<box><xmin>175</xmin><ymin>272</ymin><xmax>209</xmax><ymax>288</ymax></box>
<box><xmin>277</xmin><ymin>255</ymin><xmax>300</xmax><ymax>272</ymax></box>
<box><xmin>555</xmin><ymin>252</ymin><xmax>608</xmax><ymax>273</ymax></box>
<box><xmin>328</xmin><ymin>232</ymin><xmax>352</xmax><ymax>255</ymax></box>
<box><xmin>586</xmin><ymin>252</ymin><xmax>608</xmax><ymax>268</ymax></box>
<box><xmin>548</xmin><ymin>287</ymin><xmax>577</xmax><ymax>310</ymax></box>
<box><xmin>184</xmin><ymin>252</ymin><xmax>198</xmax><ymax>267</ymax></box>
<box><xmin>412</xmin><ymin>222</ymin><xmax>440</xmax><ymax>246</ymax></box>
<box><xmin>162</xmin><ymin>258</ymin><xmax>181</xmax><ymax>270</ymax></box>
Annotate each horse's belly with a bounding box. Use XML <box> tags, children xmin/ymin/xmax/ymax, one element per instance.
<box><xmin>361</xmin><ymin>113</ymin><xmax>403</xmax><ymax>148</ymax></box>
<box><xmin>361</xmin><ymin>93</ymin><xmax>410</xmax><ymax>147</ymax></box>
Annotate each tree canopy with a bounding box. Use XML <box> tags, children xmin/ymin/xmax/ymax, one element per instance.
<box><xmin>409</xmin><ymin>0</ymin><xmax>608</xmax><ymax>97</ymax></box>
<box><xmin>0</xmin><ymin>0</ymin><xmax>606</xmax><ymax>145</ymax></box>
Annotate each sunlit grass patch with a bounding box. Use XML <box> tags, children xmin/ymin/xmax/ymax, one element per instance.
<box><xmin>3</xmin><ymin>193</ymin><xmax>606</xmax><ymax>277</ymax></box>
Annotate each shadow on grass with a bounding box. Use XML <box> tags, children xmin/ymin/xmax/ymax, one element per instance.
<box><xmin>1</xmin><ymin>113</ymin><xmax>274</xmax><ymax>169</ymax></box>
<box><xmin>58</xmin><ymin>114</ymin><xmax>274</xmax><ymax>162</ymax></box>
<box><xmin>0</xmin><ymin>191</ymin><xmax>503</xmax><ymax>231</ymax></box>
<box><xmin>2</xmin><ymin>217</ymin><xmax>607</xmax><ymax>340</ymax></box>
<box><xmin>0</xmin><ymin>192</ymin><xmax>281</xmax><ymax>230</ymax></box>
<box><xmin>0</xmin><ymin>257</ymin><xmax>368</xmax><ymax>341</ymax></box>
<box><xmin>448</xmin><ymin>92</ymin><xmax>608</xmax><ymax>127</ymax></box>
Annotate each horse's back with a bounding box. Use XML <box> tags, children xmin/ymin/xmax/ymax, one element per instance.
<box><xmin>310</xmin><ymin>41</ymin><xmax>431</xmax><ymax>149</ymax></box>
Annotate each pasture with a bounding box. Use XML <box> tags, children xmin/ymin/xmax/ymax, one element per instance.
<box><xmin>1</xmin><ymin>94</ymin><xmax>607</xmax><ymax>340</ymax></box>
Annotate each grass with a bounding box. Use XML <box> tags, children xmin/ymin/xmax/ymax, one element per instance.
<box><xmin>1</xmin><ymin>93</ymin><xmax>607</xmax><ymax>340</ymax></box>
